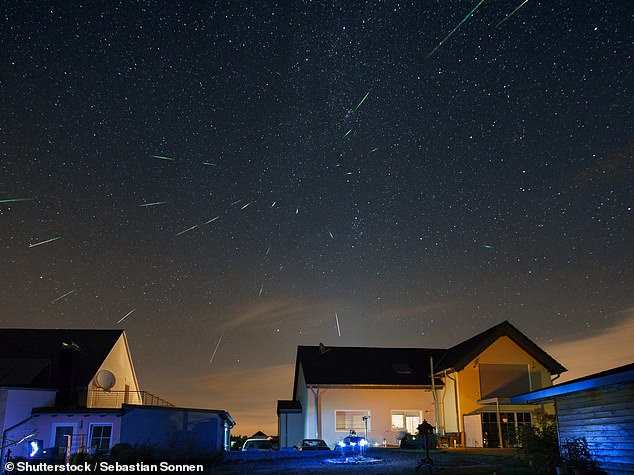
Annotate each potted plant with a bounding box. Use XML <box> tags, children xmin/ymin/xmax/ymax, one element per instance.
<box><xmin>560</xmin><ymin>437</ymin><xmax>600</xmax><ymax>475</ymax></box>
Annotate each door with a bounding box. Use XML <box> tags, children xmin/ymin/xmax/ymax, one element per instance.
<box><xmin>464</xmin><ymin>414</ymin><xmax>483</xmax><ymax>447</ymax></box>
<box><xmin>53</xmin><ymin>425</ymin><xmax>73</xmax><ymax>460</ymax></box>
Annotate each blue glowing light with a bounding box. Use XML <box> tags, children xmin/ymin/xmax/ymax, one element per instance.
<box><xmin>29</xmin><ymin>441</ymin><xmax>39</xmax><ymax>457</ymax></box>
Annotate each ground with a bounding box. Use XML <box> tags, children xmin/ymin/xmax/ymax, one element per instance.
<box><xmin>211</xmin><ymin>448</ymin><xmax>533</xmax><ymax>474</ymax></box>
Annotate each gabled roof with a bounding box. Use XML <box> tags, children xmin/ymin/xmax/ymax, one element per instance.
<box><xmin>293</xmin><ymin>345</ymin><xmax>446</xmax><ymax>399</ymax></box>
<box><xmin>512</xmin><ymin>362</ymin><xmax>634</xmax><ymax>404</ymax></box>
<box><xmin>433</xmin><ymin>320</ymin><xmax>567</xmax><ymax>375</ymax></box>
<box><xmin>292</xmin><ymin>321</ymin><xmax>566</xmax><ymax>398</ymax></box>
<box><xmin>0</xmin><ymin>328</ymin><xmax>124</xmax><ymax>388</ymax></box>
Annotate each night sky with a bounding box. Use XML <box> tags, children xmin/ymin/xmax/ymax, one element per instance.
<box><xmin>2</xmin><ymin>1</ymin><xmax>632</xmax><ymax>434</ymax></box>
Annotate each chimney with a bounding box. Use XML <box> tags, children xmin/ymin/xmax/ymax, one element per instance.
<box><xmin>55</xmin><ymin>341</ymin><xmax>81</xmax><ymax>406</ymax></box>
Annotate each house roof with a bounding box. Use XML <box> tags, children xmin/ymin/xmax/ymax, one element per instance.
<box><xmin>277</xmin><ymin>400</ymin><xmax>302</xmax><ymax>414</ymax></box>
<box><xmin>511</xmin><ymin>362</ymin><xmax>634</xmax><ymax>404</ymax></box>
<box><xmin>292</xmin><ymin>321</ymin><xmax>566</xmax><ymax>398</ymax></box>
<box><xmin>293</xmin><ymin>345</ymin><xmax>446</xmax><ymax>398</ymax></box>
<box><xmin>0</xmin><ymin>328</ymin><xmax>124</xmax><ymax>389</ymax></box>
<box><xmin>433</xmin><ymin>320</ymin><xmax>567</xmax><ymax>375</ymax></box>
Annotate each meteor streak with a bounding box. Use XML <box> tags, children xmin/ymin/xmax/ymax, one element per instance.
<box><xmin>202</xmin><ymin>162</ymin><xmax>217</xmax><ymax>166</ymax></box>
<box><xmin>343</xmin><ymin>129</ymin><xmax>352</xmax><ymax>138</ymax></box>
<box><xmin>209</xmin><ymin>332</ymin><xmax>224</xmax><ymax>364</ymax></box>
<box><xmin>175</xmin><ymin>224</ymin><xmax>198</xmax><ymax>236</ymax></box>
<box><xmin>327</xmin><ymin>228</ymin><xmax>334</xmax><ymax>239</ymax></box>
<box><xmin>495</xmin><ymin>0</ymin><xmax>529</xmax><ymax>28</ymax></box>
<box><xmin>335</xmin><ymin>312</ymin><xmax>341</xmax><ymax>337</ymax></box>
<box><xmin>51</xmin><ymin>290</ymin><xmax>76</xmax><ymax>303</ymax></box>
<box><xmin>29</xmin><ymin>237</ymin><xmax>61</xmax><ymax>248</ymax></box>
<box><xmin>354</xmin><ymin>91</ymin><xmax>370</xmax><ymax>111</ymax></box>
<box><xmin>0</xmin><ymin>198</ymin><xmax>34</xmax><ymax>203</ymax></box>
<box><xmin>427</xmin><ymin>0</ymin><xmax>485</xmax><ymax>58</ymax></box>
<box><xmin>204</xmin><ymin>216</ymin><xmax>220</xmax><ymax>224</ymax></box>
<box><xmin>151</xmin><ymin>155</ymin><xmax>174</xmax><ymax>161</ymax></box>
<box><xmin>117</xmin><ymin>308</ymin><xmax>136</xmax><ymax>324</ymax></box>
<box><xmin>140</xmin><ymin>201</ymin><xmax>168</xmax><ymax>207</ymax></box>
<box><xmin>241</xmin><ymin>201</ymin><xmax>252</xmax><ymax>210</ymax></box>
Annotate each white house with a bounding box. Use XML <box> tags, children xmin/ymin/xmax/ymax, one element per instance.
<box><xmin>0</xmin><ymin>328</ymin><xmax>234</xmax><ymax>462</ymax></box>
<box><xmin>280</xmin><ymin>321</ymin><xmax>566</xmax><ymax>449</ymax></box>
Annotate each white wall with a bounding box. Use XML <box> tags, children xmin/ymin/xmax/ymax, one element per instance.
<box><xmin>317</xmin><ymin>387</ymin><xmax>435</xmax><ymax>447</ymax></box>
<box><xmin>0</xmin><ymin>388</ymin><xmax>57</xmax><ymax>435</ymax></box>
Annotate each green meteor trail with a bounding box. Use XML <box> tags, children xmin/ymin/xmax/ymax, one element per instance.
<box><xmin>369</xmin><ymin>147</ymin><xmax>380</xmax><ymax>154</ymax></box>
<box><xmin>327</xmin><ymin>228</ymin><xmax>334</xmax><ymax>239</ymax></box>
<box><xmin>495</xmin><ymin>0</ymin><xmax>529</xmax><ymax>28</ymax></box>
<box><xmin>140</xmin><ymin>201</ymin><xmax>168</xmax><ymax>207</ymax></box>
<box><xmin>343</xmin><ymin>129</ymin><xmax>352</xmax><ymax>138</ymax></box>
<box><xmin>241</xmin><ymin>201</ymin><xmax>252</xmax><ymax>210</ymax></box>
<box><xmin>175</xmin><ymin>224</ymin><xmax>198</xmax><ymax>236</ymax></box>
<box><xmin>483</xmin><ymin>244</ymin><xmax>494</xmax><ymax>249</ymax></box>
<box><xmin>202</xmin><ymin>162</ymin><xmax>217</xmax><ymax>166</ymax></box>
<box><xmin>0</xmin><ymin>198</ymin><xmax>34</xmax><ymax>203</ymax></box>
<box><xmin>354</xmin><ymin>91</ymin><xmax>370</xmax><ymax>111</ymax></box>
<box><xmin>427</xmin><ymin>0</ymin><xmax>485</xmax><ymax>58</ymax></box>
<box><xmin>151</xmin><ymin>155</ymin><xmax>174</xmax><ymax>161</ymax></box>
<box><xmin>29</xmin><ymin>236</ymin><xmax>61</xmax><ymax>248</ymax></box>
<box><xmin>204</xmin><ymin>216</ymin><xmax>220</xmax><ymax>224</ymax></box>
<box><xmin>51</xmin><ymin>289</ymin><xmax>76</xmax><ymax>303</ymax></box>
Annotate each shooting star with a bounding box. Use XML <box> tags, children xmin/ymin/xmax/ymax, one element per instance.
<box><xmin>482</xmin><ymin>244</ymin><xmax>494</xmax><ymax>249</ymax></box>
<box><xmin>335</xmin><ymin>312</ymin><xmax>341</xmax><ymax>337</ymax></box>
<box><xmin>427</xmin><ymin>0</ymin><xmax>486</xmax><ymax>58</ymax></box>
<box><xmin>175</xmin><ymin>224</ymin><xmax>199</xmax><ymax>236</ymax></box>
<box><xmin>151</xmin><ymin>155</ymin><xmax>174</xmax><ymax>161</ymax></box>
<box><xmin>271</xmin><ymin>201</ymin><xmax>277</xmax><ymax>208</ymax></box>
<box><xmin>354</xmin><ymin>91</ymin><xmax>370</xmax><ymax>112</ymax></box>
<box><xmin>0</xmin><ymin>198</ymin><xmax>34</xmax><ymax>203</ymax></box>
<box><xmin>117</xmin><ymin>308</ymin><xmax>136</xmax><ymax>324</ymax></box>
<box><xmin>29</xmin><ymin>236</ymin><xmax>61</xmax><ymax>248</ymax></box>
<box><xmin>202</xmin><ymin>162</ymin><xmax>218</xmax><ymax>166</ymax></box>
<box><xmin>495</xmin><ymin>0</ymin><xmax>529</xmax><ymax>28</ymax></box>
<box><xmin>368</xmin><ymin>147</ymin><xmax>380</xmax><ymax>154</ymax></box>
<box><xmin>327</xmin><ymin>228</ymin><xmax>334</xmax><ymax>239</ymax></box>
<box><xmin>295</xmin><ymin>207</ymin><xmax>299</xmax><ymax>214</ymax></box>
<box><xmin>209</xmin><ymin>332</ymin><xmax>224</xmax><ymax>364</ymax></box>
<box><xmin>139</xmin><ymin>201</ymin><xmax>168</xmax><ymax>207</ymax></box>
<box><xmin>51</xmin><ymin>290</ymin><xmax>76</xmax><ymax>303</ymax></box>
<box><xmin>230</xmin><ymin>199</ymin><xmax>242</xmax><ymax>206</ymax></box>
<box><xmin>204</xmin><ymin>216</ymin><xmax>220</xmax><ymax>224</ymax></box>
<box><xmin>343</xmin><ymin>129</ymin><xmax>352</xmax><ymax>138</ymax></box>
<box><xmin>259</xmin><ymin>284</ymin><xmax>264</xmax><ymax>296</ymax></box>
<box><xmin>265</xmin><ymin>245</ymin><xmax>271</xmax><ymax>256</ymax></box>
<box><xmin>241</xmin><ymin>201</ymin><xmax>252</xmax><ymax>210</ymax></box>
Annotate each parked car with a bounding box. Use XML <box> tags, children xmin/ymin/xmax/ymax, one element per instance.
<box><xmin>241</xmin><ymin>438</ymin><xmax>274</xmax><ymax>451</ymax></box>
<box><xmin>297</xmin><ymin>439</ymin><xmax>331</xmax><ymax>451</ymax></box>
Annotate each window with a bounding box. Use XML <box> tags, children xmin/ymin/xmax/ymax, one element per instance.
<box><xmin>479</xmin><ymin>364</ymin><xmax>530</xmax><ymax>399</ymax></box>
<box><xmin>89</xmin><ymin>424</ymin><xmax>112</xmax><ymax>451</ymax></box>
<box><xmin>481</xmin><ymin>411</ymin><xmax>532</xmax><ymax>448</ymax></box>
<box><xmin>335</xmin><ymin>410</ymin><xmax>370</xmax><ymax>432</ymax></box>
<box><xmin>391</xmin><ymin>410</ymin><xmax>422</xmax><ymax>433</ymax></box>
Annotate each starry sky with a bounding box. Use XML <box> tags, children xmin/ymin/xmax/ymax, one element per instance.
<box><xmin>2</xmin><ymin>1</ymin><xmax>632</xmax><ymax>435</ymax></box>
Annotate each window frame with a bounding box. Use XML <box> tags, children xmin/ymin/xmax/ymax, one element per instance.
<box><xmin>88</xmin><ymin>423</ymin><xmax>113</xmax><ymax>452</ymax></box>
<box><xmin>334</xmin><ymin>410</ymin><xmax>371</xmax><ymax>432</ymax></box>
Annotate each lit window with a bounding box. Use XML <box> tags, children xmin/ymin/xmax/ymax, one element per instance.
<box><xmin>335</xmin><ymin>411</ymin><xmax>370</xmax><ymax>431</ymax></box>
<box><xmin>89</xmin><ymin>425</ymin><xmax>112</xmax><ymax>451</ymax></box>
<box><xmin>391</xmin><ymin>410</ymin><xmax>422</xmax><ymax>433</ymax></box>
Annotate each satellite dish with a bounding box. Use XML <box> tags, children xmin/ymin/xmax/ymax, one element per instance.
<box><xmin>95</xmin><ymin>370</ymin><xmax>116</xmax><ymax>390</ymax></box>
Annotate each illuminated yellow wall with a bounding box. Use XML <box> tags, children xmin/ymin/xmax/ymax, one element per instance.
<box><xmin>450</xmin><ymin>336</ymin><xmax>554</xmax><ymax>434</ymax></box>
<box><xmin>87</xmin><ymin>334</ymin><xmax>142</xmax><ymax>408</ymax></box>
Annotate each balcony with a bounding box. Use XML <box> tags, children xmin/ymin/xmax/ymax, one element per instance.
<box><xmin>87</xmin><ymin>389</ymin><xmax>174</xmax><ymax>408</ymax></box>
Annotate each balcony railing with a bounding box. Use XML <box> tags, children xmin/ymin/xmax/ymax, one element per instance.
<box><xmin>88</xmin><ymin>390</ymin><xmax>174</xmax><ymax>408</ymax></box>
